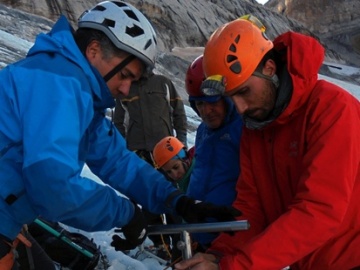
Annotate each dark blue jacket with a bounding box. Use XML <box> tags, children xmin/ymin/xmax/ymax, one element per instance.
<box><xmin>186</xmin><ymin>98</ymin><xmax>242</xmax><ymax>245</ymax></box>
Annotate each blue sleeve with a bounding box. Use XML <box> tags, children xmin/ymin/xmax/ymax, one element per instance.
<box><xmin>187</xmin><ymin>116</ymin><xmax>241</xmax><ymax>206</ymax></box>
<box><xmin>86</xmin><ymin>113</ymin><xmax>182</xmax><ymax>214</ymax></box>
<box><xmin>20</xmin><ymin>68</ymin><xmax>135</xmax><ymax>231</ymax></box>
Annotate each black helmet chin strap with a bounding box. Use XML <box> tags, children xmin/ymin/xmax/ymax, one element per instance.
<box><xmin>103</xmin><ymin>55</ymin><xmax>136</xmax><ymax>82</ymax></box>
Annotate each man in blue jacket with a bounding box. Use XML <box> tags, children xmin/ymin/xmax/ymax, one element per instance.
<box><xmin>185</xmin><ymin>55</ymin><xmax>243</xmax><ymax>250</ymax></box>
<box><xmin>0</xmin><ymin>1</ymin><xmax>240</xmax><ymax>268</ymax></box>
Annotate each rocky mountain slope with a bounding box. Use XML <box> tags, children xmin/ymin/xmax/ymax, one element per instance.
<box><xmin>0</xmin><ymin>0</ymin><xmax>358</xmax><ymax>100</ymax></box>
<box><xmin>0</xmin><ymin>0</ymin><xmax>298</xmax><ymax>50</ymax></box>
<box><xmin>266</xmin><ymin>0</ymin><xmax>360</xmax><ymax>66</ymax></box>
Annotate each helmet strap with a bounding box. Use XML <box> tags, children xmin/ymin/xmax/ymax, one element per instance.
<box><xmin>103</xmin><ymin>55</ymin><xmax>136</xmax><ymax>82</ymax></box>
<box><xmin>253</xmin><ymin>71</ymin><xmax>279</xmax><ymax>89</ymax></box>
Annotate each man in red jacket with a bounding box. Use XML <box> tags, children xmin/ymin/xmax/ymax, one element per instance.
<box><xmin>175</xmin><ymin>15</ymin><xmax>360</xmax><ymax>270</ymax></box>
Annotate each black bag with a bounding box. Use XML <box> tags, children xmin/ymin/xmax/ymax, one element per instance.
<box><xmin>28</xmin><ymin>220</ymin><xmax>101</xmax><ymax>270</ymax></box>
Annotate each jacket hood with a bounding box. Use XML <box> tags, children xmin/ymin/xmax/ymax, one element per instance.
<box><xmin>272</xmin><ymin>31</ymin><xmax>325</xmax><ymax>125</ymax></box>
<box><xmin>199</xmin><ymin>96</ymin><xmax>238</xmax><ymax>131</ymax></box>
<box><xmin>190</xmin><ymin>96</ymin><xmax>235</xmax><ymax>121</ymax></box>
<box><xmin>27</xmin><ymin>15</ymin><xmax>115</xmax><ymax>109</ymax></box>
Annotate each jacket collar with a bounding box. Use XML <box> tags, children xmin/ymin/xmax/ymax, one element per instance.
<box><xmin>27</xmin><ymin>15</ymin><xmax>115</xmax><ymax>110</ymax></box>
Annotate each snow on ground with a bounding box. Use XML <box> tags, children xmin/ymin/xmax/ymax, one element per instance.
<box><xmin>73</xmin><ymin>165</ymin><xmax>175</xmax><ymax>270</ymax></box>
<box><xmin>319</xmin><ymin>74</ymin><xmax>360</xmax><ymax>99</ymax></box>
<box><xmin>323</xmin><ymin>61</ymin><xmax>360</xmax><ymax>77</ymax></box>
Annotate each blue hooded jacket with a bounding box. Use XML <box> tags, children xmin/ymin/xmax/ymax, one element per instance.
<box><xmin>186</xmin><ymin>97</ymin><xmax>242</xmax><ymax>245</ymax></box>
<box><xmin>0</xmin><ymin>16</ymin><xmax>180</xmax><ymax>240</ymax></box>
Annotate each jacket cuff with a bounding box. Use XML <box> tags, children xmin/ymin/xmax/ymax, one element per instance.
<box><xmin>165</xmin><ymin>190</ymin><xmax>184</xmax><ymax>209</ymax></box>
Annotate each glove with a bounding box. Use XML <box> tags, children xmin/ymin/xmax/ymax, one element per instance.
<box><xmin>175</xmin><ymin>196</ymin><xmax>242</xmax><ymax>223</ymax></box>
<box><xmin>111</xmin><ymin>202</ymin><xmax>148</xmax><ymax>251</ymax></box>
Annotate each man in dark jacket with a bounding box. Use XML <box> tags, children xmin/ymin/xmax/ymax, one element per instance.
<box><xmin>114</xmin><ymin>71</ymin><xmax>187</xmax><ymax>261</ymax></box>
<box><xmin>184</xmin><ymin>55</ymin><xmax>242</xmax><ymax>251</ymax></box>
<box><xmin>114</xmin><ymin>71</ymin><xmax>187</xmax><ymax>165</ymax></box>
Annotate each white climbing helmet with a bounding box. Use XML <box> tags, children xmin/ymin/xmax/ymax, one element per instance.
<box><xmin>78</xmin><ymin>1</ymin><xmax>157</xmax><ymax>69</ymax></box>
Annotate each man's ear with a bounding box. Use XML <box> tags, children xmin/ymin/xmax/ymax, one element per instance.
<box><xmin>262</xmin><ymin>59</ymin><xmax>277</xmax><ymax>77</ymax></box>
<box><xmin>85</xmin><ymin>40</ymin><xmax>101</xmax><ymax>61</ymax></box>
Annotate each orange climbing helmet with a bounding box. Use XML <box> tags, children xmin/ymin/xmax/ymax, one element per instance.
<box><xmin>202</xmin><ymin>14</ymin><xmax>273</xmax><ymax>94</ymax></box>
<box><xmin>153</xmin><ymin>136</ymin><xmax>185</xmax><ymax>168</ymax></box>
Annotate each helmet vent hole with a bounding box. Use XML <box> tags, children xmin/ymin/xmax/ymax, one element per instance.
<box><xmin>113</xmin><ymin>1</ymin><xmax>127</xmax><ymax>8</ymax></box>
<box><xmin>229</xmin><ymin>43</ymin><xmax>236</xmax><ymax>53</ymax></box>
<box><xmin>144</xmin><ymin>39</ymin><xmax>153</xmax><ymax>50</ymax></box>
<box><xmin>230</xmin><ymin>61</ymin><xmax>242</xmax><ymax>74</ymax></box>
<box><xmin>227</xmin><ymin>54</ymin><xmax>237</xmax><ymax>63</ymax></box>
<box><xmin>124</xmin><ymin>10</ymin><xmax>140</xmax><ymax>22</ymax></box>
<box><xmin>125</xmin><ymin>24</ymin><xmax>144</xmax><ymax>37</ymax></box>
<box><xmin>166</xmin><ymin>138</ymin><xmax>174</xmax><ymax>151</ymax></box>
<box><xmin>102</xmin><ymin>18</ymin><xmax>115</xmax><ymax>28</ymax></box>
<box><xmin>93</xmin><ymin>5</ymin><xmax>106</xmax><ymax>12</ymax></box>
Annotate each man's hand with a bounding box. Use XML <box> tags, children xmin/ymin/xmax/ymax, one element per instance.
<box><xmin>175</xmin><ymin>196</ymin><xmax>242</xmax><ymax>223</ymax></box>
<box><xmin>111</xmin><ymin>202</ymin><xmax>147</xmax><ymax>251</ymax></box>
<box><xmin>175</xmin><ymin>252</ymin><xmax>219</xmax><ymax>270</ymax></box>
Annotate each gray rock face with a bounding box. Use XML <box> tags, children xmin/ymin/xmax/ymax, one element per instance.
<box><xmin>0</xmin><ymin>0</ymin><xmax>358</xmax><ymax>94</ymax></box>
<box><xmin>0</xmin><ymin>0</ymin><xmax>314</xmax><ymax>102</ymax></box>
<box><xmin>266</xmin><ymin>0</ymin><xmax>360</xmax><ymax>35</ymax></box>
<box><xmin>0</xmin><ymin>0</ymin><xmax>314</xmax><ymax>51</ymax></box>
<box><xmin>266</xmin><ymin>0</ymin><xmax>360</xmax><ymax>66</ymax></box>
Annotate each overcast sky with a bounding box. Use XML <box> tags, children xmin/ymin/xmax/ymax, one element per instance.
<box><xmin>256</xmin><ymin>0</ymin><xmax>269</xmax><ymax>4</ymax></box>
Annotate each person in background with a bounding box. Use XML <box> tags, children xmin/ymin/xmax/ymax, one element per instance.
<box><xmin>143</xmin><ymin>136</ymin><xmax>195</xmax><ymax>263</ymax></box>
<box><xmin>183</xmin><ymin>55</ymin><xmax>243</xmax><ymax>251</ymax></box>
<box><xmin>112</xmin><ymin>71</ymin><xmax>187</xmax><ymax>261</ymax></box>
<box><xmin>114</xmin><ymin>71</ymin><xmax>187</xmax><ymax>165</ymax></box>
<box><xmin>0</xmin><ymin>1</ymin><xmax>241</xmax><ymax>269</ymax></box>
<box><xmin>153</xmin><ymin>136</ymin><xmax>195</xmax><ymax>192</ymax></box>
<box><xmin>175</xmin><ymin>15</ymin><xmax>360</xmax><ymax>270</ymax></box>
<box><xmin>113</xmin><ymin>68</ymin><xmax>187</xmax><ymax>262</ymax></box>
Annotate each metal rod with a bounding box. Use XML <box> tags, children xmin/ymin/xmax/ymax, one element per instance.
<box><xmin>181</xmin><ymin>231</ymin><xmax>192</xmax><ymax>260</ymax></box>
<box><xmin>147</xmin><ymin>220</ymin><xmax>249</xmax><ymax>235</ymax></box>
<box><xmin>135</xmin><ymin>221</ymin><xmax>250</xmax><ymax>264</ymax></box>
<box><xmin>135</xmin><ymin>244</ymin><xmax>169</xmax><ymax>265</ymax></box>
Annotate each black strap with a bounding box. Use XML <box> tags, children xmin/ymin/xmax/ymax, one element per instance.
<box><xmin>0</xmin><ymin>234</ymin><xmax>12</xmax><ymax>259</ymax></box>
<box><xmin>103</xmin><ymin>55</ymin><xmax>136</xmax><ymax>82</ymax></box>
<box><xmin>0</xmin><ymin>240</ymin><xmax>11</xmax><ymax>259</ymax></box>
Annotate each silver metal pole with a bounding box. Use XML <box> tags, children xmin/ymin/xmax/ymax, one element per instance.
<box><xmin>135</xmin><ymin>221</ymin><xmax>250</xmax><ymax>263</ymax></box>
<box><xmin>181</xmin><ymin>231</ymin><xmax>192</xmax><ymax>260</ymax></box>
<box><xmin>147</xmin><ymin>220</ymin><xmax>250</xmax><ymax>235</ymax></box>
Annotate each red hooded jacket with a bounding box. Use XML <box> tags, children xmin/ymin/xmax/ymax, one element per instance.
<box><xmin>210</xmin><ymin>31</ymin><xmax>360</xmax><ymax>269</ymax></box>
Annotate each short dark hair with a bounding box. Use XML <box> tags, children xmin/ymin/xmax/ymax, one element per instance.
<box><xmin>73</xmin><ymin>28</ymin><xmax>128</xmax><ymax>60</ymax></box>
<box><xmin>255</xmin><ymin>48</ymin><xmax>283</xmax><ymax>75</ymax></box>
